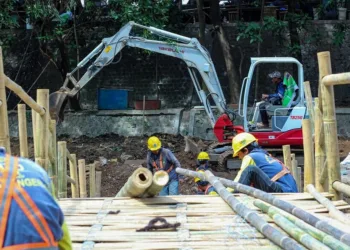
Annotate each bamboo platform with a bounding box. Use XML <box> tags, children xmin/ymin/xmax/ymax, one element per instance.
<box><xmin>59</xmin><ymin>193</ymin><xmax>350</xmax><ymax>250</ymax></box>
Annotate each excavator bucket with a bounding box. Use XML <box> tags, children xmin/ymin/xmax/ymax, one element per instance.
<box><xmin>49</xmin><ymin>91</ymin><xmax>69</xmax><ymax>122</ymax></box>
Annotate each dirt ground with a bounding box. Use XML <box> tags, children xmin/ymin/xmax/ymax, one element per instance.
<box><xmin>9</xmin><ymin>134</ymin><xmax>350</xmax><ymax>197</ymax></box>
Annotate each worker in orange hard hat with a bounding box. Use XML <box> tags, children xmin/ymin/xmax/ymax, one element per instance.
<box><xmin>229</xmin><ymin>132</ymin><xmax>297</xmax><ymax>193</ymax></box>
<box><xmin>146</xmin><ymin>136</ymin><xmax>183</xmax><ymax>195</ymax></box>
<box><xmin>0</xmin><ymin>147</ymin><xmax>72</xmax><ymax>249</ymax></box>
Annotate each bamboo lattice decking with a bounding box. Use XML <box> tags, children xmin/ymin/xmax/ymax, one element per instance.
<box><xmin>59</xmin><ymin>193</ymin><xmax>350</xmax><ymax>250</ymax></box>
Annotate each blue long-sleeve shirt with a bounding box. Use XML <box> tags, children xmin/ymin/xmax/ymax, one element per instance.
<box><xmin>268</xmin><ymin>80</ymin><xmax>285</xmax><ymax>101</ymax></box>
<box><xmin>146</xmin><ymin>148</ymin><xmax>181</xmax><ymax>181</ymax></box>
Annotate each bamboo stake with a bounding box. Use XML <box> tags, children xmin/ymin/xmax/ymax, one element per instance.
<box><xmin>307</xmin><ymin>184</ymin><xmax>350</xmax><ymax>225</ymax></box>
<box><xmin>314</xmin><ymin>98</ymin><xmax>327</xmax><ymax>192</ymax></box>
<box><xmin>35</xmin><ymin>89</ymin><xmax>49</xmax><ymax>171</ymax></box>
<box><xmin>32</xmin><ymin>109</ymin><xmax>37</xmax><ymax>158</ymax></box>
<box><xmin>5</xmin><ymin>77</ymin><xmax>45</xmax><ymax>115</ymax></box>
<box><xmin>49</xmin><ymin>119</ymin><xmax>58</xmax><ymax>197</ymax></box>
<box><xmin>58</xmin><ymin>141</ymin><xmax>67</xmax><ymax>198</ymax></box>
<box><xmin>203</xmin><ymin>170</ymin><xmax>305</xmax><ymax>250</ymax></box>
<box><xmin>254</xmin><ymin>200</ymin><xmax>349</xmax><ymax>250</ymax></box>
<box><xmin>291</xmin><ymin>154</ymin><xmax>297</xmax><ymax>179</ymax></box>
<box><xmin>175</xmin><ymin>168</ymin><xmax>350</xmax><ymax>246</ymax></box>
<box><xmin>116</xmin><ymin>168</ymin><xmax>153</xmax><ymax>198</ymax></box>
<box><xmin>254</xmin><ymin>200</ymin><xmax>330</xmax><ymax>250</ymax></box>
<box><xmin>89</xmin><ymin>161</ymin><xmax>96</xmax><ymax>197</ymax></box>
<box><xmin>304</xmin><ymin>81</ymin><xmax>314</xmax><ymax>133</ymax></box>
<box><xmin>69</xmin><ymin>154</ymin><xmax>79</xmax><ymax>198</ymax></box>
<box><xmin>283</xmin><ymin>145</ymin><xmax>292</xmax><ymax>169</ymax></box>
<box><xmin>302</xmin><ymin>119</ymin><xmax>314</xmax><ymax>190</ymax></box>
<box><xmin>333</xmin><ymin>181</ymin><xmax>350</xmax><ymax>197</ymax></box>
<box><xmin>297</xmin><ymin>167</ymin><xmax>302</xmax><ymax>192</ymax></box>
<box><xmin>318</xmin><ymin>52</ymin><xmax>347</xmax><ymax>200</ymax></box>
<box><xmin>17</xmin><ymin>104</ymin><xmax>28</xmax><ymax>158</ymax></box>
<box><xmin>0</xmin><ymin>47</ymin><xmax>11</xmax><ymax>153</ymax></box>
<box><xmin>143</xmin><ymin>170</ymin><xmax>169</xmax><ymax>198</ymax></box>
<box><xmin>78</xmin><ymin>159</ymin><xmax>87</xmax><ymax>198</ymax></box>
<box><xmin>96</xmin><ymin>170</ymin><xmax>102</xmax><ymax>197</ymax></box>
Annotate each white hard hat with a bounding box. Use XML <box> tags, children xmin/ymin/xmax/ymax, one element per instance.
<box><xmin>268</xmin><ymin>71</ymin><xmax>282</xmax><ymax>78</ymax></box>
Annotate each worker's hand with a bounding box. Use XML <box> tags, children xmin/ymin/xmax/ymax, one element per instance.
<box><xmin>262</xmin><ymin>94</ymin><xmax>269</xmax><ymax>100</ymax></box>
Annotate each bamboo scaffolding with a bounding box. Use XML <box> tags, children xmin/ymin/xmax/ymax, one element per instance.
<box><xmin>176</xmin><ymin>168</ymin><xmax>350</xmax><ymax>246</ymax></box>
<box><xmin>203</xmin><ymin>170</ymin><xmax>305</xmax><ymax>249</ymax></box>
<box><xmin>303</xmin><ymin>81</ymin><xmax>315</xmax><ymax>132</ymax></box>
<box><xmin>333</xmin><ymin>181</ymin><xmax>350</xmax><ymax>197</ymax></box>
<box><xmin>78</xmin><ymin>159</ymin><xmax>87</xmax><ymax>198</ymax></box>
<box><xmin>307</xmin><ymin>184</ymin><xmax>350</xmax><ymax>225</ymax></box>
<box><xmin>69</xmin><ymin>154</ymin><xmax>79</xmax><ymax>198</ymax></box>
<box><xmin>254</xmin><ymin>200</ymin><xmax>330</xmax><ymax>250</ymax></box>
<box><xmin>318</xmin><ymin>51</ymin><xmax>343</xmax><ymax>199</ymax></box>
<box><xmin>143</xmin><ymin>170</ymin><xmax>169</xmax><ymax>198</ymax></box>
<box><xmin>58</xmin><ymin>141</ymin><xmax>68</xmax><ymax>198</ymax></box>
<box><xmin>90</xmin><ymin>162</ymin><xmax>96</xmax><ymax>197</ymax></box>
<box><xmin>116</xmin><ymin>168</ymin><xmax>153</xmax><ymax>197</ymax></box>
<box><xmin>35</xmin><ymin>89</ymin><xmax>50</xmax><ymax>171</ymax></box>
<box><xmin>302</xmin><ymin>119</ymin><xmax>315</xmax><ymax>190</ymax></box>
<box><xmin>17</xmin><ymin>104</ymin><xmax>29</xmax><ymax>158</ymax></box>
<box><xmin>96</xmin><ymin>170</ymin><xmax>102</xmax><ymax>197</ymax></box>
<box><xmin>0</xmin><ymin>47</ymin><xmax>11</xmax><ymax>153</ymax></box>
<box><xmin>283</xmin><ymin>145</ymin><xmax>292</xmax><ymax>169</ymax></box>
<box><xmin>314</xmin><ymin>97</ymin><xmax>327</xmax><ymax>192</ymax></box>
<box><xmin>254</xmin><ymin>200</ymin><xmax>349</xmax><ymax>250</ymax></box>
<box><xmin>49</xmin><ymin>120</ymin><xmax>58</xmax><ymax>196</ymax></box>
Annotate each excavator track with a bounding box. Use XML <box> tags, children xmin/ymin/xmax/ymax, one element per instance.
<box><xmin>208</xmin><ymin>141</ymin><xmax>231</xmax><ymax>151</ymax></box>
<box><xmin>217</xmin><ymin>149</ymin><xmax>234</xmax><ymax>172</ymax></box>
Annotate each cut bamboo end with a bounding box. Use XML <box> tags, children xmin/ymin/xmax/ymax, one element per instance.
<box><xmin>333</xmin><ymin>181</ymin><xmax>350</xmax><ymax>198</ymax></box>
<box><xmin>116</xmin><ymin>167</ymin><xmax>153</xmax><ymax>198</ymax></box>
<box><xmin>144</xmin><ymin>170</ymin><xmax>169</xmax><ymax>198</ymax></box>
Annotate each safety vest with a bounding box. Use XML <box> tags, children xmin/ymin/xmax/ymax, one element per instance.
<box><xmin>0</xmin><ymin>154</ymin><xmax>58</xmax><ymax>250</ymax></box>
<box><xmin>152</xmin><ymin>153</ymin><xmax>173</xmax><ymax>173</ymax></box>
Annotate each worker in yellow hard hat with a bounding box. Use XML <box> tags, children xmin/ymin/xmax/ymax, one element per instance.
<box><xmin>194</xmin><ymin>152</ymin><xmax>217</xmax><ymax>195</ymax></box>
<box><xmin>146</xmin><ymin>136</ymin><xmax>183</xmax><ymax>196</ymax></box>
<box><xmin>0</xmin><ymin>147</ymin><xmax>72</xmax><ymax>249</ymax></box>
<box><xmin>230</xmin><ymin>132</ymin><xmax>297</xmax><ymax>193</ymax></box>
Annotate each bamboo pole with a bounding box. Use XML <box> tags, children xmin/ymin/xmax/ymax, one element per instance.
<box><xmin>5</xmin><ymin>77</ymin><xmax>45</xmax><ymax>115</ymax></box>
<box><xmin>318</xmin><ymin>52</ymin><xmax>348</xmax><ymax>200</ymax></box>
<box><xmin>89</xmin><ymin>162</ymin><xmax>96</xmax><ymax>197</ymax></box>
<box><xmin>96</xmin><ymin>170</ymin><xmax>102</xmax><ymax>197</ymax></box>
<box><xmin>49</xmin><ymin>119</ymin><xmax>58</xmax><ymax>197</ymax></box>
<box><xmin>175</xmin><ymin>168</ymin><xmax>350</xmax><ymax>246</ymax></box>
<box><xmin>32</xmin><ymin>109</ymin><xmax>37</xmax><ymax>158</ymax></box>
<box><xmin>203</xmin><ymin>170</ymin><xmax>305</xmax><ymax>250</ymax></box>
<box><xmin>17</xmin><ymin>104</ymin><xmax>29</xmax><ymax>158</ymax></box>
<box><xmin>143</xmin><ymin>170</ymin><xmax>169</xmax><ymax>198</ymax></box>
<box><xmin>116</xmin><ymin>168</ymin><xmax>153</xmax><ymax>198</ymax></box>
<box><xmin>333</xmin><ymin>181</ymin><xmax>350</xmax><ymax>197</ymax></box>
<box><xmin>57</xmin><ymin>141</ymin><xmax>67</xmax><ymax>198</ymax></box>
<box><xmin>302</xmin><ymin>119</ymin><xmax>314</xmax><ymax>190</ymax></box>
<box><xmin>78</xmin><ymin>159</ymin><xmax>87</xmax><ymax>198</ymax></box>
<box><xmin>254</xmin><ymin>200</ymin><xmax>349</xmax><ymax>250</ymax></box>
<box><xmin>307</xmin><ymin>184</ymin><xmax>350</xmax><ymax>225</ymax></box>
<box><xmin>283</xmin><ymin>145</ymin><xmax>292</xmax><ymax>169</ymax></box>
<box><xmin>291</xmin><ymin>154</ymin><xmax>297</xmax><ymax>179</ymax></box>
<box><xmin>314</xmin><ymin>97</ymin><xmax>327</xmax><ymax>192</ymax></box>
<box><xmin>35</xmin><ymin>89</ymin><xmax>49</xmax><ymax>171</ymax></box>
<box><xmin>254</xmin><ymin>200</ymin><xmax>330</xmax><ymax>250</ymax></box>
<box><xmin>297</xmin><ymin>167</ymin><xmax>302</xmax><ymax>192</ymax></box>
<box><xmin>67</xmin><ymin>175</ymin><xmax>76</xmax><ymax>185</ymax></box>
<box><xmin>69</xmin><ymin>154</ymin><xmax>79</xmax><ymax>198</ymax></box>
<box><xmin>0</xmin><ymin>47</ymin><xmax>11</xmax><ymax>153</ymax></box>
<box><xmin>304</xmin><ymin>81</ymin><xmax>314</xmax><ymax>133</ymax></box>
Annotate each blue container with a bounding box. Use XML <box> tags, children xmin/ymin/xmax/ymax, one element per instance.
<box><xmin>98</xmin><ymin>89</ymin><xmax>129</xmax><ymax>110</ymax></box>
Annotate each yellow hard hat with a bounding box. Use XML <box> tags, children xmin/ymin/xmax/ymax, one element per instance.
<box><xmin>197</xmin><ymin>152</ymin><xmax>210</xmax><ymax>161</ymax></box>
<box><xmin>148</xmin><ymin>136</ymin><xmax>161</xmax><ymax>151</ymax></box>
<box><xmin>232</xmin><ymin>132</ymin><xmax>257</xmax><ymax>157</ymax></box>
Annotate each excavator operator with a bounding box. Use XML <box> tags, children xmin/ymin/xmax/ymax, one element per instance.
<box><xmin>257</xmin><ymin>71</ymin><xmax>285</xmax><ymax>128</ymax></box>
<box><xmin>0</xmin><ymin>147</ymin><xmax>72</xmax><ymax>249</ymax></box>
<box><xmin>146</xmin><ymin>136</ymin><xmax>183</xmax><ymax>196</ymax></box>
<box><xmin>229</xmin><ymin>133</ymin><xmax>298</xmax><ymax>193</ymax></box>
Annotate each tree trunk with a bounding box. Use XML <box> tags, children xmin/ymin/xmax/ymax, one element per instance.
<box><xmin>210</xmin><ymin>0</ymin><xmax>240</xmax><ymax>104</ymax></box>
<box><xmin>196</xmin><ymin>0</ymin><xmax>206</xmax><ymax>45</ymax></box>
<box><xmin>288</xmin><ymin>0</ymin><xmax>302</xmax><ymax>76</ymax></box>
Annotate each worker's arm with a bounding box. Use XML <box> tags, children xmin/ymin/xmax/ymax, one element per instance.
<box><xmin>268</xmin><ymin>82</ymin><xmax>285</xmax><ymax>100</ymax></box>
<box><xmin>146</xmin><ymin>152</ymin><xmax>154</xmax><ymax>174</ymax></box>
<box><xmin>166</xmin><ymin>150</ymin><xmax>183</xmax><ymax>180</ymax></box>
<box><xmin>227</xmin><ymin>155</ymin><xmax>256</xmax><ymax>193</ymax></box>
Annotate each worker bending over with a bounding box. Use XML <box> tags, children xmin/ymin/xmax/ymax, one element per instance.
<box><xmin>0</xmin><ymin>147</ymin><xmax>72</xmax><ymax>249</ymax></box>
<box><xmin>146</xmin><ymin>136</ymin><xmax>183</xmax><ymax>195</ymax></box>
<box><xmin>231</xmin><ymin>133</ymin><xmax>297</xmax><ymax>193</ymax></box>
<box><xmin>194</xmin><ymin>152</ymin><xmax>217</xmax><ymax>195</ymax></box>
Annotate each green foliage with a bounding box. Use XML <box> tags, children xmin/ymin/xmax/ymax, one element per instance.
<box><xmin>237</xmin><ymin>22</ymin><xmax>262</xmax><ymax>44</ymax></box>
<box><xmin>332</xmin><ymin>23</ymin><xmax>348</xmax><ymax>47</ymax></box>
<box><xmin>0</xmin><ymin>0</ymin><xmax>19</xmax><ymax>29</ymax></box>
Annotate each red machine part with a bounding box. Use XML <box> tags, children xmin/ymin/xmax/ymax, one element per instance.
<box><xmin>214</xmin><ymin>114</ymin><xmax>303</xmax><ymax>146</ymax></box>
